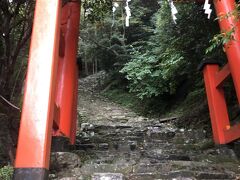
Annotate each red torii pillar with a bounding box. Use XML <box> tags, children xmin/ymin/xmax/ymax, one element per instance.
<box><xmin>13</xmin><ymin>0</ymin><xmax>80</xmax><ymax>179</ymax></box>
<box><xmin>53</xmin><ymin>2</ymin><xmax>80</xmax><ymax>145</ymax></box>
<box><xmin>200</xmin><ymin>0</ymin><xmax>240</xmax><ymax>144</ymax></box>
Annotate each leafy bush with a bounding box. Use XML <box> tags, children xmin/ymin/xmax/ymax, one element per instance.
<box><xmin>0</xmin><ymin>166</ymin><xmax>13</xmax><ymax>180</ymax></box>
<box><xmin>121</xmin><ymin>1</ymin><xmax>223</xmax><ymax>99</ymax></box>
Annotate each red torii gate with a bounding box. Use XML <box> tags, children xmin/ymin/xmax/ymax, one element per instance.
<box><xmin>13</xmin><ymin>1</ymin><xmax>80</xmax><ymax>179</ymax></box>
<box><xmin>12</xmin><ymin>0</ymin><xmax>240</xmax><ymax>179</ymax></box>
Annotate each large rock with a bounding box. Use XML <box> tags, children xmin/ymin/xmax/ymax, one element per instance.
<box><xmin>50</xmin><ymin>152</ymin><xmax>81</xmax><ymax>171</ymax></box>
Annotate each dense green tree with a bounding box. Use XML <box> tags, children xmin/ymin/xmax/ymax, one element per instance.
<box><xmin>79</xmin><ymin>0</ymin><xmax>130</xmax><ymax>75</ymax></box>
<box><xmin>79</xmin><ymin>0</ymin><xmax>159</xmax><ymax>76</ymax></box>
<box><xmin>82</xmin><ymin>0</ymin><xmax>112</xmax><ymax>22</ymax></box>
<box><xmin>121</xmin><ymin>1</ymin><xmax>223</xmax><ymax>99</ymax></box>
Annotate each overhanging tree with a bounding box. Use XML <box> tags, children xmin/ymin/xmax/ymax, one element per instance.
<box><xmin>0</xmin><ymin>0</ymin><xmax>34</xmax><ymax>101</ymax></box>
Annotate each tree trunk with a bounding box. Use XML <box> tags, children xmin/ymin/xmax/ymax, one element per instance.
<box><xmin>84</xmin><ymin>61</ymin><xmax>89</xmax><ymax>76</ymax></box>
<box><xmin>95</xmin><ymin>59</ymin><xmax>98</xmax><ymax>73</ymax></box>
<box><xmin>92</xmin><ymin>59</ymin><xmax>95</xmax><ymax>74</ymax></box>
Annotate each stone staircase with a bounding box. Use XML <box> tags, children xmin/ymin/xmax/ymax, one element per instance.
<box><xmin>50</xmin><ymin>119</ymin><xmax>240</xmax><ymax>180</ymax></box>
<box><xmin>49</xmin><ymin>73</ymin><xmax>240</xmax><ymax>180</ymax></box>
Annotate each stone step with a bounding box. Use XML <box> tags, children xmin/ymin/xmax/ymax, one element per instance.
<box><xmin>143</xmin><ymin>151</ymin><xmax>191</xmax><ymax>161</ymax></box>
<box><xmin>50</xmin><ymin>163</ymin><xmax>237</xmax><ymax>180</ymax></box>
<box><xmin>77</xmin><ymin>137</ymin><xmax>176</xmax><ymax>146</ymax></box>
<box><xmin>127</xmin><ymin>171</ymin><xmax>197</xmax><ymax>180</ymax></box>
<box><xmin>78</xmin><ymin>162</ymin><xmax>134</xmax><ymax>176</ymax></box>
<box><xmin>127</xmin><ymin>170</ymin><xmax>236</xmax><ymax>180</ymax></box>
<box><xmin>93</xmin><ymin>125</ymin><xmax>134</xmax><ymax>130</ymax></box>
<box><xmin>76</xmin><ymin>142</ymin><xmax>138</xmax><ymax>151</ymax></box>
<box><xmin>92</xmin><ymin>173</ymin><xmax>124</xmax><ymax>180</ymax></box>
<box><xmin>79</xmin><ymin>151</ymin><xmax>141</xmax><ymax>164</ymax></box>
<box><xmin>146</xmin><ymin>131</ymin><xmax>176</xmax><ymax>140</ymax></box>
<box><xmin>132</xmin><ymin>161</ymin><xmax>236</xmax><ymax>174</ymax></box>
<box><xmin>75</xmin><ymin>144</ymin><xmax>96</xmax><ymax>150</ymax></box>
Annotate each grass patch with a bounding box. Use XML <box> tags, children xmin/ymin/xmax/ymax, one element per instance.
<box><xmin>0</xmin><ymin>166</ymin><xmax>13</xmax><ymax>180</ymax></box>
<box><xmin>102</xmin><ymin>88</ymin><xmax>177</xmax><ymax>117</ymax></box>
<box><xmin>102</xmin><ymin>89</ymin><xmax>144</xmax><ymax>114</ymax></box>
<box><xmin>102</xmin><ymin>85</ymin><xmax>211</xmax><ymax>132</ymax></box>
<box><xmin>102</xmin><ymin>87</ymin><xmax>208</xmax><ymax>121</ymax></box>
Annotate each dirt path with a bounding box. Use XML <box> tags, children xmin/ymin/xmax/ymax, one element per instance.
<box><xmin>78</xmin><ymin>80</ymin><xmax>155</xmax><ymax>128</ymax></box>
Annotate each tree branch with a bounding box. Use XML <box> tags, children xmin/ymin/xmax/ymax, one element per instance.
<box><xmin>12</xmin><ymin>25</ymin><xmax>32</xmax><ymax>66</ymax></box>
<box><xmin>89</xmin><ymin>37</ymin><xmax>120</xmax><ymax>56</ymax></box>
<box><xmin>0</xmin><ymin>95</ymin><xmax>20</xmax><ymax>112</ymax></box>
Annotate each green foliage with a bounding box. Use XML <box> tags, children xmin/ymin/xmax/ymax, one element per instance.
<box><xmin>206</xmin><ymin>28</ymin><xmax>235</xmax><ymax>54</ymax></box>
<box><xmin>206</xmin><ymin>3</ymin><xmax>240</xmax><ymax>53</ymax></box>
<box><xmin>0</xmin><ymin>166</ymin><xmax>13</xmax><ymax>180</ymax></box>
<box><xmin>79</xmin><ymin>0</ymin><xmax>134</xmax><ymax>75</ymax></box>
<box><xmin>79</xmin><ymin>0</ymin><xmax>160</xmax><ymax>75</ymax></box>
<box><xmin>121</xmin><ymin>1</ymin><xmax>222</xmax><ymax>99</ymax></box>
<box><xmin>79</xmin><ymin>19</ymin><xmax>127</xmax><ymax>73</ymax></box>
<box><xmin>0</xmin><ymin>0</ymin><xmax>34</xmax><ymax>100</ymax></box>
<box><xmin>121</xmin><ymin>50</ymin><xmax>163</xmax><ymax>98</ymax></box>
<box><xmin>216</xmin><ymin>2</ymin><xmax>240</xmax><ymax>21</ymax></box>
<box><xmin>82</xmin><ymin>0</ymin><xmax>112</xmax><ymax>22</ymax></box>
